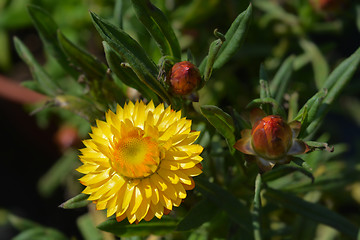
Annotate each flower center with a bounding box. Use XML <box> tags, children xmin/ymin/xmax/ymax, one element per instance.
<box><xmin>111</xmin><ymin>129</ymin><xmax>160</xmax><ymax>179</ymax></box>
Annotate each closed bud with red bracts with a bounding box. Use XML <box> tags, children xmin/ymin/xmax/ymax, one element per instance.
<box><xmin>169</xmin><ymin>61</ymin><xmax>201</xmax><ymax>96</ymax></box>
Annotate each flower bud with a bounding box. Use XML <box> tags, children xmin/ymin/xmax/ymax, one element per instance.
<box><xmin>251</xmin><ymin>115</ymin><xmax>293</xmax><ymax>160</ymax></box>
<box><xmin>169</xmin><ymin>61</ymin><xmax>201</xmax><ymax>95</ymax></box>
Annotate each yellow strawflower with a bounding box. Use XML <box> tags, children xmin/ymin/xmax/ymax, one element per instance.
<box><xmin>77</xmin><ymin>100</ymin><xmax>203</xmax><ymax>223</ymax></box>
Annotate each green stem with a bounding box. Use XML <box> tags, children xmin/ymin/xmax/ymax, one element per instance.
<box><xmin>252</xmin><ymin>173</ymin><xmax>263</xmax><ymax>240</ymax></box>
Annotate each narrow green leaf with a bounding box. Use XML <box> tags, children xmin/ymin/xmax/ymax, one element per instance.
<box><xmin>262</xmin><ymin>165</ymin><xmax>314</xmax><ymax>183</ymax></box>
<box><xmin>270</xmin><ymin>55</ymin><xmax>294</xmax><ymax>104</ymax></box>
<box><xmin>294</xmin><ymin>89</ymin><xmax>326</xmax><ymax>121</ymax></box>
<box><xmin>13</xmin><ymin>228</ymin><xmax>68</xmax><ymax>240</ymax></box>
<box><xmin>246</xmin><ymin>97</ymin><xmax>286</xmax><ymax>117</ymax></box>
<box><xmin>305</xmin><ymin>46</ymin><xmax>360</xmax><ymax>137</ymax></box>
<box><xmin>103</xmin><ymin>41</ymin><xmax>159</xmax><ymax>102</ymax></box>
<box><xmin>299</xmin><ymin>38</ymin><xmax>329</xmax><ymax>89</ymax></box>
<box><xmin>77</xmin><ymin>214</ymin><xmax>103</xmax><ymax>240</ymax></box>
<box><xmin>252</xmin><ymin>174</ymin><xmax>263</xmax><ymax>240</ymax></box>
<box><xmin>265</xmin><ymin>188</ymin><xmax>358</xmax><ymax>238</ymax></box>
<box><xmin>8</xmin><ymin>214</ymin><xmax>40</xmax><ymax>231</ymax></box>
<box><xmin>97</xmin><ymin>217</ymin><xmax>177</xmax><ymax>237</ymax></box>
<box><xmin>287</xmin><ymin>92</ymin><xmax>299</xmax><ymax>121</ymax></box>
<box><xmin>176</xmin><ymin>199</ymin><xmax>218</xmax><ymax>231</ymax></box>
<box><xmin>200</xmin><ymin>30</ymin><xmax>225</xmax><ymax>82</ymax></box>
<box><xmin>59</xmin><ymin>193</ymin><xmax>89</xmax><ymax>209</ymax></box>
<box><xmin>27</xmin><ymin>5</ymin><xmax>78</xmax><ymax>78</ymax></box>
<box><xmin>14</xmin><ymin>37</ymin><xmax>60</xmax><ymax>96</ymax></box>
<box><xmin>200</xmin><ymin>105</ymin><xmax>236</xmax><ymax>154</ymax></box>
<box><xmin>58</xmin><ymin>31</ymin><xmax>107</xmax><ymax>81</ymax></box>
<box><xmin>131</xmin><ymin>0</ymin><xmax>181</xmax><ymax>59</ymax></box>
<box><xmin>54</xmin><ymin>95</ymin><xmax>104</xmax><ymax>123</ymax></box>
<box><xmin>213</xmin><ymin>4</ymin><xmax>252</xmax><ymax>70</ymax></box>
<box><xmin>90</xmin><ymin>12</ymin><xmax>171</xmax><ymax>103</ymax></box>
<box><xmin>37</xmin><ymin>149</ymin><xmax>78</xmax><ymax>197</ymax></box>
<box><xmin>195</xmin><ymin>177</ymin><xmax>253</xmax><ymax>237</ymax></box>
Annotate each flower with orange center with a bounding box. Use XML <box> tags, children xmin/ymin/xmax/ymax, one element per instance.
<box><xmin>234</xmin><ymin>108</ymin><xmax>309</xmax><ymax>173</ymax></box>
<box><xmin>77</xmin><ymin>101</ymin><xmax>203</xmax><ymax>223</ymax></box>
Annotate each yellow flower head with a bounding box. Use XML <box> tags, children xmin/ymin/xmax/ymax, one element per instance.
<box><xmin>77</xmin><ymin>101</ymin><xmax>203</xmax><ymax>223</ymax></box>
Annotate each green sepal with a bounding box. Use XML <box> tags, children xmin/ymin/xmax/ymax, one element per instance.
<box><xmin>195</xmin><ymin>177</ymin><xmax>253</xmax><ymax>238</ymax></box>
<box><xmin>27</xmin><ymin>5</ymin><xmax>78</xmax><ymax>79</ymax></box>
<box><xmin>130</xmin><ymin>0</ymin><xmax>181</xmax><ymax>59</ymax></box>
<box><xmin>59</xmin><ymin>193</ymin><xmax>89</xmax><ymax>209</ymax></box>
<box><xmin>90</xmin><ymin>12</ymin><xmax>172</xmax><ymax>104</ymax></box>
<box><xmin>265</xmin><ymin>188</ymin><xmax>358</xmax><ymax>239</ymax></box>
<box><xmin>97</xmin><ymin>217</ymin><xmax>177</xmax><ymax>237</ymax></box>
<box><xmin>14</xmin><ymin>37</ymin><xmax>60</xmax><ymax>97</ymax></box>
<box><xmin>103</xmin><ymin>41</ymin><xmax>159</xmax><ymax>103</ymax></box>
<box><xmin>212</xmin><ymin>4</ymin><xmax>252</xmax><ymax>70</ymax></box>
<box><xmin>176</xmin><ymin>199</ymin><xmax>218</xmax><ymax>231</ymax></box>
<box><xmin>200</xmin><ymin>105</ymin><xmax>236</xmax><ymax>154</ymax></box>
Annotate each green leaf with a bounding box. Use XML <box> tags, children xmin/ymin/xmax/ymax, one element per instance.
<box><xmin>37</xmin><ymin>149</ymin><xmax>78</xmax><ymax>197</ymax></box>
<box><xmin>27</xmin><ymin>5</ymin><xmax>78</xmax><ymax>78</ymax></box>
<box><xmin>195</xmin><ymin>177</ymin><xmax>253</xmax><ymax>238</ymax></box>
<box><xmin>13</xmin><ymin>228</ymin><xmax>68</xmax><ymax>240</ymax></box>
<box><xmin>246</xmin><ymin>97</ymin><xmax>286</xmax><ymax>117</ymax></box>
<box><xmin>57</xmin><ymin>31</ymin><xmax>107</xmax><ymax>81</ymax></box>
<box><xmin>200</xmin><ymin>105</ymin><xmax>236</xmax><ymax>154</ymax></box>
<box><xmin>305</xmin><ymin>46</ymin><xmax>360</xmax><ymax>137</ymax></box>
<box><xmin>299</xmin><ymin>38</ymin><xmax>329</xmax><ymax>89</ymax></box>
<box><xmin>269</xmin><ymin>55</ymin><xmax>294</xmax><ymax>104</ymax></box>
<box><xmin>265</xmin><ymin>188</ymin><xmax>358</xmax><ymax>238</ymax></box>
<box><xmin>131</xmin><ymin>0</ymin><xmax>181</xmax><ymax>59</ymax></box>
<box><xmin>8</xmin><ymin>214</ymin><xmax>40</xmax><ymax>231</ymax></box>
<box><xmin>252</xmin><ymin>174</ymin><xmax>263</xmax><ymax>240</ymax></box>
<box><xmin>14</xmin><ymin>37</ymin><xmax>60</xmax><ymax>96</ymax></box>
<box><xmin>103</xmin><ymin>41</ymin><xmax>159</xmax><ymax>102</ymax></box>
<box><xmin>176</xmin><ymin>199</ymin><xmax>218</xmax><ymax>231</ymax></box>
<box><xmin>262</xmin><ymin>165</ymin><xmax>314</xmax><ymax>183</ymax></box>
<box><xmin>59</xmin><ymin>193</ymin><xmax>89</xmax><ymax>209</ymax></box>
<box><xmin>213</xmin><ymin>4</ymin><xmax>252</xmax><ymax>70</ymax></box>
<box><xmin>200</xmin><ymin>30</ymin><xmax>225</xmax><ymax>82</ymax></box>
<box><xmin>77</xmin><ymin>214</ymin><xmax>103</xmax><ymax>240</ymax></box>
<box><xmin>97</xmin><ymin>217</ymin><xmax>177</xmax><ymax>237</ymax></box>
<box><xmin>90</xmin><ymin>12</ymin><xmax>171</xmax><ymax>104</ymax></box>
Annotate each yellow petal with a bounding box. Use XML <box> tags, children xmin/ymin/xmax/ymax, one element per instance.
<box><xmin>122</xmin><ymin>183</ymin><xmax>135</xmax><ymax>209</ymax></box>
<box><xmin>157</xmin><ymin>168</ymin><xmax>179</xmax><ymax>184</ymax></box>
<box><xmin>182</xmin><ymin>166</ymin><xmax>202</xmax><ymax>176</ymax></box>
<box><xmin>150</xmin><ymin>173</ymin><xmax>167</xmax><ymax>191</ymax></box>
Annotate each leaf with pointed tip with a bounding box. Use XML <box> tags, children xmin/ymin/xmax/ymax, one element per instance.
<box><xmin>27</xmin><ymin>5</ymin><xmax>78</xmax><ymax>79</ymax></box>
<box><xmin>14</xmin><ymin>37</ymin><xmax>60</xmax><ymax>96</ymax></box>
<box><xmin>213</xmin><ymin>4</ymin><xmax>252</xmax><ymax>70</ymax></box>
<box><xmin>131</xmin><ymin>0</ymin><xmax>181</xmax><ymax>59</ymax></box>
<box><xmin>59</xmin><ymin>193</ymin><xmax>89</xmax><ymax>209</ymax></box>
<box><xmin>103</xmin><ymin>41</ymin><xmax>159</xmax><ymax>102</ymax></box>
<box><xmin>90</xmin><ymin>12</ymin><xmax>171</xmax><ymax>104</ymax></box>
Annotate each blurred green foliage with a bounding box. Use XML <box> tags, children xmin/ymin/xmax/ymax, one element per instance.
<box><xmin>1</xmin><ymin>0</ymin><xmax>360</xmax><ymax>239</ymax></box>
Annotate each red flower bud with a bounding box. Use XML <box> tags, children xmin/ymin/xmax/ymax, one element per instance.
<box><xmin>169</xmin><ymin>61</ymin><xmax>201</xmax><ymax>95</ymax></box>
<box><xmin>251</xmin><ymin>115</ymin><xmax>293</xmax><ymax>159</ymax></box>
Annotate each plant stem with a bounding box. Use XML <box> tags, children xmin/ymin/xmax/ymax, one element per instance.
<box><xmin>252</xmin><ymin>173</ymin><xmax>263</xmax><ymax>240</ymax></box>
